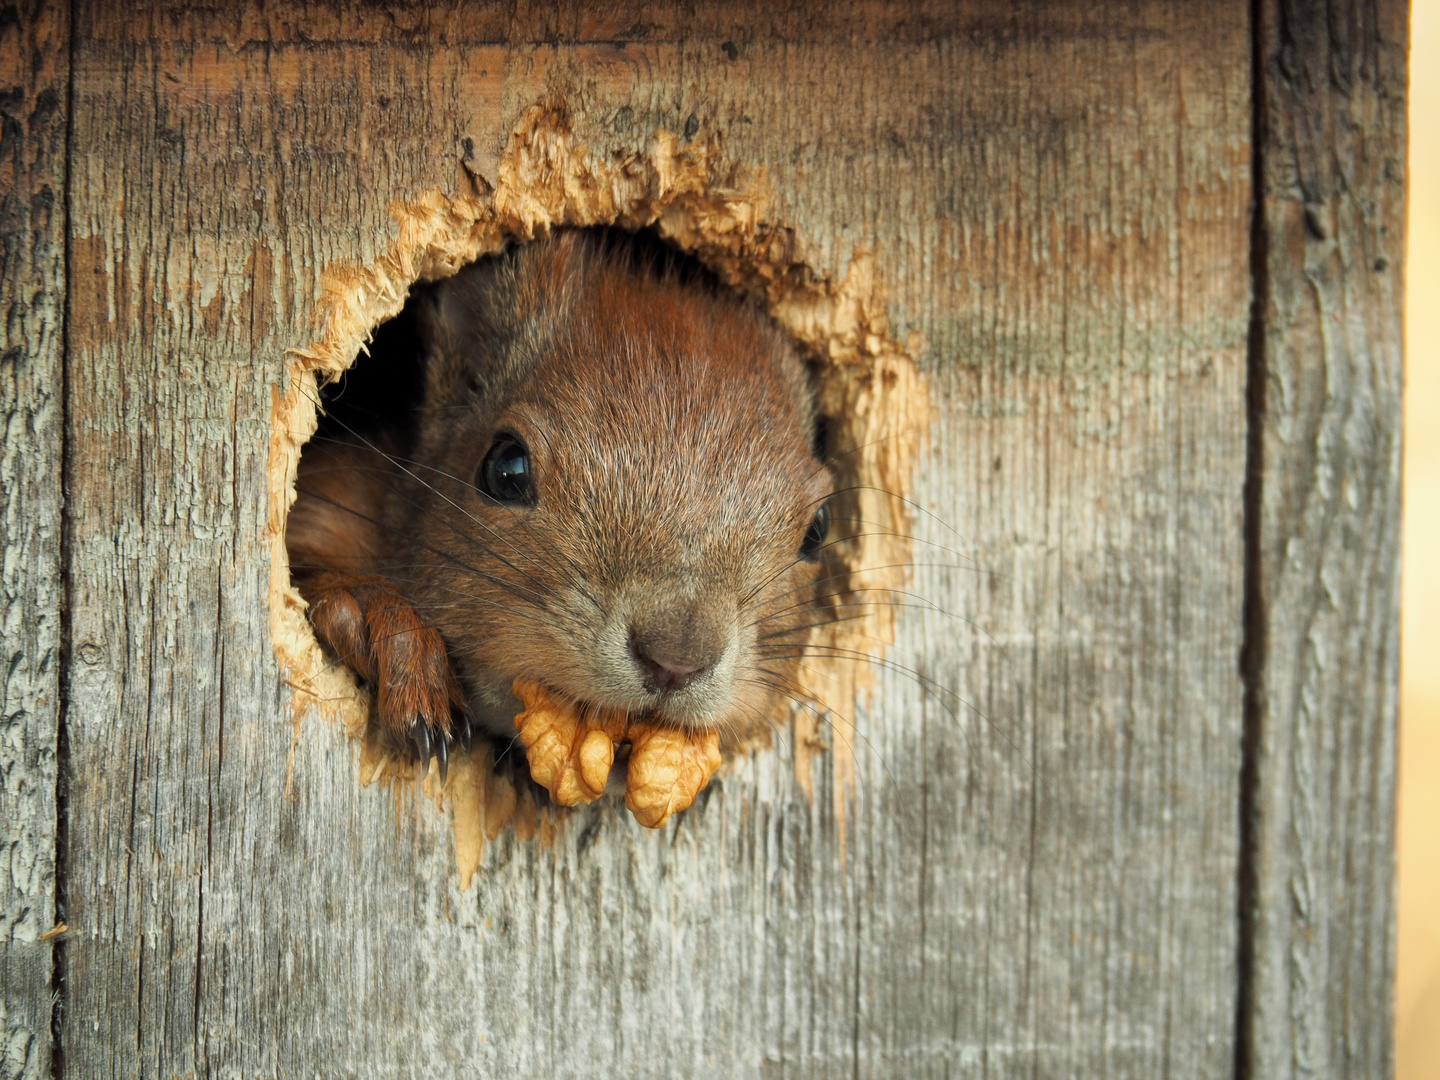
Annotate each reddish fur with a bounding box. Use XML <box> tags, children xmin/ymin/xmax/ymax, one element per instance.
<box><xmin>301</xmin><ymin>571</ymin><xmax>467</xmax><ymax>737</ymax></box>
<box><xmin>287</xmin><ymin>230</ymin><xmax>831</xmax><ymax>757</ymax></box>
<box><xmin>290</xmin><ymin>444</ymin><xmax>466</xmax><ymax>740</ymax></box>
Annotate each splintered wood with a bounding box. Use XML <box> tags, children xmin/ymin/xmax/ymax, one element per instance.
<box><xmin>512</xmin><ymin>679</ymin><xmax>721</xmax><ymax>828</ymax></box>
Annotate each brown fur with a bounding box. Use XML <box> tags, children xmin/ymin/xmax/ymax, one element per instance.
<box><xmin>287</xmin><ymin>230</ymin><xmax>832</xmax><ymax>759</ymax></box>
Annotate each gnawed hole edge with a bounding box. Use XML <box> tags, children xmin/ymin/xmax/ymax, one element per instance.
<box><xmin>266</xmin><ymin>100</ymin><xmax>932</xmax><ymax>885</ymax></box>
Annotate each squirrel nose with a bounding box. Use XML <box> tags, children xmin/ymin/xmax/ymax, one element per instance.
<box><xmin>631</xmin><ymin>642</ymin><xmax>708</xmax><ymax>691</ymax></box>
<box><xmin>628</xmin><ymin>613</ymin><xmax>724</xmax><ymax>692</ymax></box>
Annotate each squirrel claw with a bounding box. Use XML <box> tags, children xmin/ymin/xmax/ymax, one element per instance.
<box><xmin>414</xmin><ymin>722</ymin><xmax>432</xmax><ymax>776</ymax></box>
<box><xmin>435</xmin><ymin>736</ymin><xmax>449</xmax><ymax>787</ymax></box>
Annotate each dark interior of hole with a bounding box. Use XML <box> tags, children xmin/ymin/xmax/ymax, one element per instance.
<box><xmin>314</xmin><ymin>299</ymin><xmax>429</xmax><ymax>448</ymax></box>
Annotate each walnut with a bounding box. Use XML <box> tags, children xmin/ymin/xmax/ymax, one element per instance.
<box><xmin>511</xmin><ymin>680</ymin><xmax>626</xmax><ymax>806</ymax></box>
<box><xmin>511</xmin><ymin>680</ymin><xmax>722</xmax><ymax>826</ymax></box>
<box><xmin>624</xmin><ymin>723</ymin><xmax>722</xmax><ymax>829</ymax></box>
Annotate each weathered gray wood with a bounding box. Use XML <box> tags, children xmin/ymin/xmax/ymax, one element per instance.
<box><xmin>0</xmin><ymin>4</ymin><xmax>68</xmax><ymax>1077</ymax></box>
<box><xmin>1240</xmin><ymin>1</ymin><xmax>1405</xmax><ymax>1077</ymax></box>
<box><xmin>46</xmin><ymin>1</ymin><xmax>1388</xmax><ymax>1076</ymax></box>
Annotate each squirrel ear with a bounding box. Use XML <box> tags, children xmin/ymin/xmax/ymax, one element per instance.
<box><xmin>413</xmin><ymin>255</ymin><xmax>523</xmax><ymax>405</ymax></box>
<box><xmin>413</xmin><ymin>235</ymin><xmax>582</xmax><ymax>407</ymax></box>
<box><xmin>408</xmin><ymin>285</ymin><xmax>470</xmax><ymax>407</ymax></box>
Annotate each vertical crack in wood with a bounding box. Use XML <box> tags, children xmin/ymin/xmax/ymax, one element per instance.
<box><xmin>48</xmin><ymin>3</ymin><xmax>76</xmax><ymax>1067</ymax></box>
<box><xmin>1240</xmin><ymin>0</ymin><xmax>1405</xmax><ymax>1074</ymax></box>
<box><xmin>0</xmin><ymin>1</ymin><xmax>84</xmax><ymax>1076</ymax></box>
<box><xmin>1235</xmin><ymin>0</ymin><xmax>1271</xmax><ymax>1075</ymax></box>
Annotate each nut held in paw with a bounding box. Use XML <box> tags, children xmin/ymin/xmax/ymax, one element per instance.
<box><xmin>512</xmin><ymin>680</ymin><xmax>626</xmax><ymax>806</ymax></box>
<box><xmin>624</xmin><ymin>723</ymin><xmax>722</xmax><ymax>829</ymax></box>
<box><xmin>512</xmin><ymin>679</ymin><xmax>723</xmax><ymax>825</ymax></box>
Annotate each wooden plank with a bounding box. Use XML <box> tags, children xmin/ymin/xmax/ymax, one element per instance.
<box><xmin>59</xmin><ymin>13</ymin><xmax>495</xmax><ymax>1075</ymax></box>
<box><xmin>0</xmin><ymin>3</ymin><xmax>68</xmax><ymax>1077</ymax></box>
<box><xmin>60</xmin><ymin>3</ymin><xmax>1252</xmax><ymax>1075</ymax></box>
<box><xmin>1240</xmin><ymin>1</ymin><xmax>1406</xmax><ymax>1076</ymax></box>
<box><xmin>862</xmin><ymin>22</ymin><xmax>1250</xmax><ymax>1075</ymax></box>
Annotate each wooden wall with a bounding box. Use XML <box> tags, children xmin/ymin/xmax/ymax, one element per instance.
<box><xmin>0</xmin><ymin>1</ymin><xmax>1404</xmax><ymax>1076</ymax></box>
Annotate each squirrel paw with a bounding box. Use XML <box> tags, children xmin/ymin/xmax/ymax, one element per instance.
<box><xmin>300</xmin><ymin>572</ymin><xmax>467</xmax><ymax>779</ymax></box>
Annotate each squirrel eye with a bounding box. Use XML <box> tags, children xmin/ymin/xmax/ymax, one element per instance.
<box><xmin>800</xmin><ymin>502</ymin><xmax>830</xmax><ymax>560</ymax></box>
<box><xmin>478</xmin><ymin>434</ymin><xmax>535</xmax><ymax>505</ymax></box>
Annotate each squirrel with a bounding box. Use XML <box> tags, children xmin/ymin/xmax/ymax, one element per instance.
<box><xmin>286</xmin><ymin>229</ymin><xmax>834</xmax><ymax>788</ymax></box>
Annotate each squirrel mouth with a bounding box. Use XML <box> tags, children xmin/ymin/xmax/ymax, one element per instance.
<box><xmin>509</xmin><ymin>671</ymin><xmax>720</xmax><ymax>735</ymax></box>
<box><xmin>512</xmin><ymin>681</ymin><xmax>655</xmax><ymax>728</ymax></box>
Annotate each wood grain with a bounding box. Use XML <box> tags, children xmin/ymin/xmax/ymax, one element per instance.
<box><xmin>1241</xmin><ymin>1</ymin><xmax>1406</xmax><ymax>1076</ymax></box>
<box><xmin>28</xmin><ymin>0</ymin><xmax>1392</xmax><ymax>1076</ymax></box>
<box><xmin>0</xmin><ymin>3</ymin><xmax>69</xmax><ymax>1077</ymax></box>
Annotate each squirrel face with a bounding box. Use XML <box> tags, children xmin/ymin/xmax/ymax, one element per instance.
<box><xmin>381</xmin><ymin>230</ymin><xmax>834</xmax><ymax>741</ymax></box>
